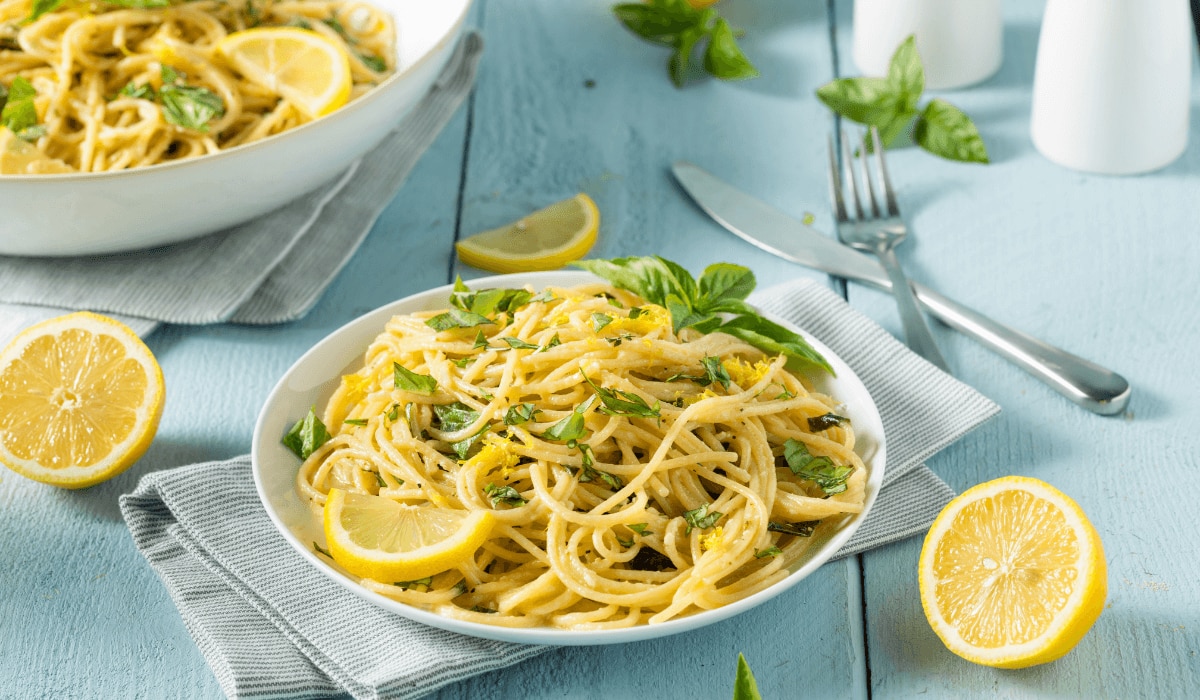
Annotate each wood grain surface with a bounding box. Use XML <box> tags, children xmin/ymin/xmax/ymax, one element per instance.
<box><xmin>2</xmin><ymin>0</ymin><xmax>1198</xmax><ymax>698</ymax></box>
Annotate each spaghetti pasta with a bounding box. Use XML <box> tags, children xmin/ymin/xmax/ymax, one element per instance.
<box><xmin>295</xmin><ymin>282</ymin><xmax>868</xmax><ymax>629</ymax></box>
<box><xmin>0</xmin><ymin>0</ymin><xmax>394</xmax><ymax>172</ymax></box>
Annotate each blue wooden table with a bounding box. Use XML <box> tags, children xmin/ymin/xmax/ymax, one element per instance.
<box><xmin>3</xmin><ymin>0</ymin><xmax>1199</xmax><ymax>697</ymax></box>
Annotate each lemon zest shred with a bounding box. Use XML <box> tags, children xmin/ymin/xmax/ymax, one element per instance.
<box><xmin>701</xmin><ymin>526</ymin><xmax>725</xmax><ymax>552</ymax></box>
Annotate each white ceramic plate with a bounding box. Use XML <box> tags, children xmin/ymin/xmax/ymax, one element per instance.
<box><xmin>0</xmin><ymin>0</ymin><xmax>471</xmax><ymax>256</ymax></box>
<box><xmin>251</xmin><ymin>271</ymin><xmax>887</xmax><ymax>646</ymax></box>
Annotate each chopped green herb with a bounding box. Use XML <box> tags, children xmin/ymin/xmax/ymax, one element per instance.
<box><xmin>592</xmin><ymin>313</ymin><xmax>613</xmax><ymax>332</ymax></box>
<box><xmin>682</xmin><ymin>503</ymin><xmax>723</xmax><ymax>534</ymax></box>
<box><xmin>434</xmin><ymin>402</ymin><xmax>479</xmax><ymax>432</ymax></box>
<box><xmin>471</xmin><ymin>330</ymin><xmax>491</xmax><ymax>350</ymax></box>
<box><xmin>768</xmin><ymin>520</ymin><xmax>818</xmax><ymax>537</ymax></box>
<box><xmin>540</xmin><ymin>396</ymin><xmax>595</xmax><ymax>443</ymax></box>
<box><xmin>426</xmin><ymin>308</ymin><xmax>493</xmax><ymax>331</ymax></box>
<box><xmin>578</xmin><ymin>463</ymin><xmax>623</xmax><ymax>491</ymax></box>
<box><xmin>343</xmin><ymin>418</ymin><xmax>368</xmax><ymax>426</ymax></box>
<box><xmin>119</xmin><ymin>81</ymin><xmax>156</xmax><ymax>101</ymax></box>
<box><xmin>616</xmin><ymin>535</ymin><xmax>634</xmax><ymax>548</ymax></box>
<box><xmin>283</xmin><ymin>407</ymin><xmax>331</xmax><ymax>460</ymax></box>
<box><xmin>504</xmin><ymin>403</ymin><xmax>540</xmax><ymax>426</ymax></box>
<box><xmin>484</xmin><ymin>482</ymin><xmax>527</xmax><ymax>508</ymax></box>
<box><xmin>323</xmin><ymin>14</ymin><xmax>354</xmax><ymax>43</ymax></box>
<box><xmin>286</xmin><ymin>16</ymin><xmax>313</xmax><ymax>30</ymax></box>
<box><xmin>538</xmin><ymin>333</ymin><xmax>562</xmax><ymax>352</ymax></box>
<box><xmin>27</xmin><ymin>0</ymin><xmax>62</xmax><ymax>21</ymax></box>
<box><xmin>783</xmin><ymin>439</ymin><xmax>852</xmax><ymax>496</ymax></box>
<box><xmin>371</xmin><ymin>471</ymin><xmax>387</xmax><ymax>488</ymax></box>
<box><xmin>313</xmin><ymin>542</ymin><xmax>333</xmax><ymax>558</ymax></box>
<box><xmin>531</xmin><ymin>290</ymin><xmax>556</xmax><ymax>303</ymax></box>
<box><xmin>394</xmin><ymin>362</ymin><xmax>438</xmax><ymax>394</ymax></box>
<box><xmin>451</xmin><ymin>580</ymin><xmax>468</xmax><ymax>596</ymax></box>
<box><xmin>776</xmin><ymin>388</ymin><xmax>795</xmax><ymax>400</ymax></box>
<box><xmin>452</xmin><ymin>356</ymin><xmax>474</xmax><ymax>368</ymax></box>
<box><xmin>627</xmin><ymin>306</ymin><xmax>645</xmax><ymax>319</ymax></box>
<box><xmin>701</xmin><ymin>356</ymin><xmax>731</xmax><ymax>390</ymax></box>
<box><xmin>449</xmin><ymin>279</ymin><xmax>537</xmax><ymax>317</ymax></box>
<box><xmin>386</xmin><ymin>403</ymin><xmax>401</xmax><ymax>422</ymax></box>
<box><xmin>580</xmin><ymin>369</ymin><xmax>661</xmax><ymax>420</ymax></box>
<box><xmin>359</xmin><ymin>53</ymin><xmax>387</xmax><ymax>72</ymax></box>
<box><xmin>808</xmin><ymin>413</ymin><xmax>848</xmax><ymax>432</ymax></box>
<box><xmin>628</xmin><ymin>523</ymin><xmax>651</xmax><ymax>536</ymax></box>
<box><xmin>754</xmin><ymin>546</ymin><xmax>782</xmax><ymax>558</ymax></box>
<box><xmin>604</xmin><ymin>333</ymin><xmax>634</xmax><ymax>346</ymax></box>
<box><xmin>158</xmin><ymin>66</ymin><xmax>225</xmax><ymax>132</ymax></box>
<box><xmin>499</xmin><ymin>336</ymin><xmax>539</xmax><ymax>350</ymax></box>
<box><xmin>451</xmin><ymin>425</ymin><xmax>490</xmax><ymax>459</ymax></box>
<box><xmin>393</xmin><ymin>576</ymin><xmax>432</xmax><ymax>590</ymax></box>
<box><xmin>470</xmin><ymin>605</ymin><xmax>497</xmax><ymax>614</ymax></box>
<box><xmin>1</xmin><ymin>76</ymin><xmax>42</xmax><ymax>142</ymax></box>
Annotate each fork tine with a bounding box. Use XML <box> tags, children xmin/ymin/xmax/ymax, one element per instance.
<box><xmin>856</xmin><ymin>129</ymin><xmax>881</xmax><ymax>219</ymax></box>
<box><xmin>870</xmin><ymin>126</ymin><xmax>900</xmax><ymax>216</ymax></box>
<box><xmin>838</xmin><ymin>128</ymin><xmax>865</xmax><ymax>221</ymax></box>
<box><xmin>826</xmin><ymin>132</ymin><xmax>849</xmax><ymax>222</ymax></box>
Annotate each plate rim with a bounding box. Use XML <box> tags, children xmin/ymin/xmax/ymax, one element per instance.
<box><xmin>251</xmin><ymin>270</ymin><xmax>887</xmax><ymax>646</ymax></box>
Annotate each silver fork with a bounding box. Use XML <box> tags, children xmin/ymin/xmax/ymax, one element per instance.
<box><xmin>828</xmin><ymin>126</ymin><xmax>950</xmax><ymax>373</ymax></box>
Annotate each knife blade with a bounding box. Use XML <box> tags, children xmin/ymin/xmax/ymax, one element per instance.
<box><xmin>671</xmin><ymin>160</ymin><xmax>1131</xmax><ymax>416</ymax></box>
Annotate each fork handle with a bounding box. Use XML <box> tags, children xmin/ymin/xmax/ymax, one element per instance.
<box><xmin>909</xmin><ymin>281</ymin><xmax>1131</xmax><ymax>415</ymax></box>
<box><xmin>874</xmin><ymin>244</ymin><xmax>952</xmax><ymax>373</ymax></box>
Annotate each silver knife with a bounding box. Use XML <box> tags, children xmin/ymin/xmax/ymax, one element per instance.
<box><xmin>671</xmin><ymin>160</ymin><xmax>1131</xmax><ymax>416</ymax></box>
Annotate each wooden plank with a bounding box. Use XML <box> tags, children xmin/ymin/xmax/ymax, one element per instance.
<box><xmin>439</xmin><ymin>1</ymin><xmax>868</xmax><ymax>698</ymax></box>
<box><xmin>828</xmin><ymin>0</ymin><xmax>1200</xmax><ymax>696</ymax></box>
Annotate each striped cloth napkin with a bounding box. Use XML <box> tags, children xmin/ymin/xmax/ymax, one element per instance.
<box><xmin>0</xmin><ymin>31</ymin><xmax>484</xmax><ymax>345</ymax></box>
<box><xmin>120</xmin><ymin>279</ymin><xmax>998</xmax><ymax>700</ymax></box>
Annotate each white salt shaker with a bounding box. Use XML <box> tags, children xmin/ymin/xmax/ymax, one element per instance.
<box><xmin>853</xmin><ymin>0</ymin><xmax>1003</xmax><ymax>90</ymax></box>
<box><xmin>1030</xmin><ymin>0</ymin><xmax>1192</xmax><ymax>175</ymax></box>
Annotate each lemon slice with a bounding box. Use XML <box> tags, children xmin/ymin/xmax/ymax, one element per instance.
<box><xmin>455</xmin><ymin>193</ymin><xmax>600</xmax><ymax>273</ymax></box>
<box><xmin>919</xmin><ymin>476</ymin><xmax>1106</xmax><ymax>668</ymax></box>
<box><xmin>0</xmin><ymin>312</ymin><xmax>165</xmax><ymax>489</ymax></box>
<box><xmin>217</xmin><ymin>28</ymin><xmax>352</xmax><ymax>119</ymax></box>
<box><xmin>323</xmin><ymin>489</ymin><xmax>494</xmax><ymax>581</ymax></box>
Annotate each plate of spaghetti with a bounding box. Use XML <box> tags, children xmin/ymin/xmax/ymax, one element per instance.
<box><xmin>252</xmin><ymin>262</ymin><xmax>886</xmax><ymax>645</ymax></box>
<box><xmin>0</xmin><ymin>0</ymin><xmax>470</xmax><ymax>255</ymax></box>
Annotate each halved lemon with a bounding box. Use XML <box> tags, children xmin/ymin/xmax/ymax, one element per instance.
<box><xmin>0</xmin><ymin>312</ymin><xmax>165</xmax><ymax>489</ymax></box>
<box><xmin>323</xmin><ymin>489</ymin><xmax>494</xmax><ymax>581</ymax></box>
<box><xmin>217</xmin><ymin>28</ymin><xmax>352</xmax><ymax>119</ymax></box>
<box><xmin>919</xmin><ymin>476</ymin><xmax>1106</xmax><ymax>668</ymax></box>
<box><xmin>455</xmin><ymin>193</ymin><xmax>600</xmax><ymax>273</ymax></box>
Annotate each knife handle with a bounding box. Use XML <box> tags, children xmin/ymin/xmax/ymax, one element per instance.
<box><xmin>910</xmin><ymin>282</ymin><xmax>1131</xmax><ymax>415</ymax></box>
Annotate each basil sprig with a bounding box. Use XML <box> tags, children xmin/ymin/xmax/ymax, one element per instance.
<box><xmin>0</xmin><ymin>77</ymin><xmax>46</xmax><ymax>142</ymax></box>
<box><xmin>816</xmin><ymin>36</ymin><xmax>988</xmax><ymax>164</ymax></box>
<box><xmin>573</xmin><ymin>256</ymin><xmax>832</xmax><ymax>375</ymax></box>
<box><xmin>612</xmin><ymin>0</ymin><xmax>757</xmax><ymax>88</ymax></box>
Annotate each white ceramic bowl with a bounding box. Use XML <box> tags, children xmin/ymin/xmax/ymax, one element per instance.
<box><xmin>0</xmin><ymin>0</ymin><xmax>471</xmax><ymax>257</ymax></box>
<box><xmin>252</xmin><ymin>271</ymin><xmax>887</xmax><ymax>645</ymax></box>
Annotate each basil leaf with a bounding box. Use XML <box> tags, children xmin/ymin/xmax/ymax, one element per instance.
<box><xmin>282</xmin><ymin>406</ymin><xmax>331</xmax><ymax>460</ymax></box>
<box><xmin>541</xmin><ymin>411</ymin><xmax>587</xmax><ymax>443</ymax></box>
<box><xmin>451</xmin><ymin>424</ymin><xmax>490</xmax><ymax>459</ymax></box>
<box><xmin>581</xmin><ymin>370</ymin><xmax>661</xmax><ymax>419</ymax></box>
<box><xmin>426</xmin><ymin>308</ymin><xmax>493</xmax><ymax>331</ymax></box>
<box><xmin>703</xmin><ymin>17</ymin><xmax>758</xmax><ymax>81</ymax></box>
<box><xmin>158</xmin><ymin>67</ymin><xmax>225</xmax><ymax>132</ymax></box>
<box><xmin>627</xmin><ymin>307</ymin><xmax>645</xmax><ymax>319</ymax></box>
<box><xmin>701</xmin><ymin>356</ymin><xmax>731</xmax><ymax>390</ymax></box>
<box><xmin>887</xmin><ymin>35</ymin><xmax>924</xmax><ymax>114</ymax></box>
<box><xmin>696</xmin><ymin>263</ymin><xmax>755</xmax><ymax>305</ymax></box>
<box><xmin>591</xmin><ymin>313</ymin><xmax>613</xmax><ymax>332</ymax></box>
<box><xmin>359</xmin><ymin>53</ymin><xmax>387</xmax><ymax>72</ymax></box>
<box><xmin>914</xmin><ymin>98</ymin><xmax>989</xmax><ymax>164</ymax></box>
<box><xmin>1</xmin><ymin>77</ymin><xmax>40</xmax><ymax>141</ymax></box>
<box><xmin>612</xmin><ymin>0</ymin><xmax>699</xmax><ymax>46</ymax></box>
<box><xmin>433</xmin><ymin>402</ymin><xmax>479</xmax><ymax>433</ymax></box>
<box><xmin>484</xmin><ymin>482</ymin><xmax>527</xmax><ymax>508</ymax></box>
<box><xmin>313</xmin><ymin>542</ymin><xmax>333</xmax><ymax>558</ymax></box>
<box><xmin>682</xmin><ymin>503</ymin><xmax>723</xmax><ymax>534</ymax></box>
<box><xmin>27</xmin><ymin>0</ymin><xmax>62</xmax><ymax>21</ymax></box>
<box><xmin>471</xmin><ymin>330</ymin><xmax>491</xmax><ymax>350</ymax></box>
<box><xmin>538</xmin><ymin>333</ymin><xmax>562</xmax><ymax>352</ymax></box>
<box><xmin>573</xmin><ymin>256</ymin><xmax>691</xmax><ymax>308</ymax></box>
<box><xmin>617</xmin><ymin>535</ymin><xmax>634</xmax><ymax>548</ymax></box>
<box><xmin>783</xmin><ymin>439</ymin><xmax>852</xmax><ymax>496</ymax></box>
<box><xmin>393</xmin><ymin>363</ymin><xmax>438</xmax><ymax>394</ymax></box>
<box><xmin>733</xmin><ymin>653</ymin><xmax>763</xmax><ymax>700</ymax></box>
<box><xmin>717</xmin><ymin>314</ymin><xmax>834</xmax><ymax>375</ymax></box>
<box><xmin>120</xmin><ymin>82</ymin><xmax>156</xmax><ymax>101</ymax></box>
<box><xmin>808</xmin><ymin>413</ymin><xmax>848</xmax><ymax>432</ymax></box>
<box><xmin>393</xmin><ymin>576</ymin><xmax>433</xmax><ymax>589</ymax></box>
<box><xmin>343</xmin><ymin>418</ymin><xmax>368</xmax><ymax>426</ymax></box>
<box><xmin>668</xmin><ymin>25</ymin><xmax>705</xmax><ymax>88</ymax></box>
<box><xmin>504</xmin><ymin>403</ymin><xmax>540</xmax><ymax>426</ymax></box>
<box><xmin>815</xmin><ymin>77</ymin><xmax>900</xmax><ymax>127</ymax></box>
<box><xmin>754</xmin><ymin>546</ymin><xmax>782</xmax><ymax>559</ymax></box>
<box><xmin>768</xmin><ymin>520</ymin><xmax>818</xmax><ymax>537</ymax></box>
<box><xmin>628</xmin><ymin>523</ymin><xmax>651</xmax><ymax>536</ymax></box>
<box><xmin>499</xmin><ymin>336</ymin><xmax>539</xmax><ymax>350</ymax></box>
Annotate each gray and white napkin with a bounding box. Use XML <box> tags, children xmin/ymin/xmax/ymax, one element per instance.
<box><xmin>0</xmin><ymin>31</ymin><xmax>484</xmax><ymax>343</ymax></box>
<box><xmin>119</xmin><ymin>279</ymin><xmax>999</xmax><ymax>700</ymax></box>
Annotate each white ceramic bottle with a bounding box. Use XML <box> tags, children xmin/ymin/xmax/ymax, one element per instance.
<box><xmin>853</xmin><ymin>0</ymin><xmax>1004</xmax><ymax>90</ymax></box>
<box><xmin>1030</xmin><ymin>0</ymin><xmax>1192</xmax><ymax>174</ymax></box>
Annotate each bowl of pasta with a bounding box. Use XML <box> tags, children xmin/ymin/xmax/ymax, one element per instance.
<box><xmin>0</xmin><ymin>0</ymin><xmax>471</xmax><ymax>256</ymax></box>
<box><xmin>252</xmin><ymin>264</ymin><xmax>887</xmax><ymax>645</ymax></box>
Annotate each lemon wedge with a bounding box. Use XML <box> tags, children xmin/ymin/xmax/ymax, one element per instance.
<box><xmin>455</xmin><ymin>193</ymin><xmax>599</xmax><ymax>273</ymax></box>
<box><xmin>323</xmin><ymin>489</ymin><xmax>494</xmax><ymax>581</ymax></box>
<box><xmin>0</xmin><ymin>312</ymin><xmax>165</xmax><ymax>488</ymax></box>
<box><xmin>919</xmin><ymin>476</ymin><xmax>1106</xmax><ymax>668</ymax></box>
<box><xmin>217</xmin><ymin>28</ymin><xmax>352</xmax><ymax>119</ymax></box>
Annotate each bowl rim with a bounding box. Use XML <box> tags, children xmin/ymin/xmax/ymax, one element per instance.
<box><xmin>251</xmin><ymin>270</ymin><xmax>887</xmax><ymax>646</ymax></box>
<box><xmin>0</xmin><ymin>0</ymin><xmax>472</xmax><ymax>183</ymax></box>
